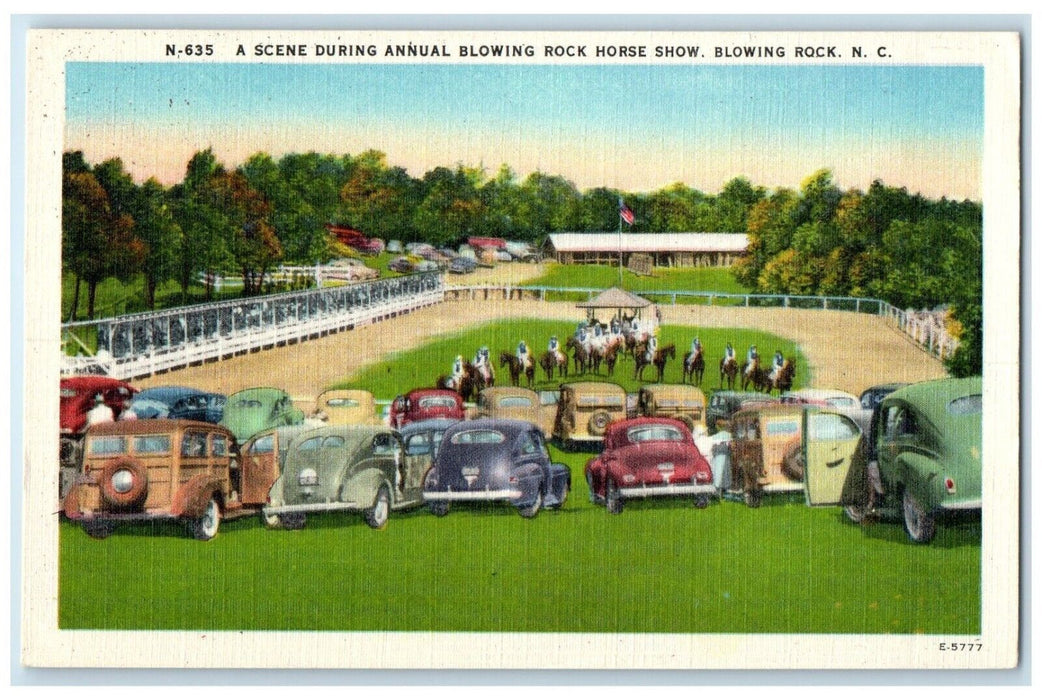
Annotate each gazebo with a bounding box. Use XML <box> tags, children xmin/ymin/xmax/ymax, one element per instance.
<box><xmin>575</xmin><ymin>287</ymin><xmax>655</xmax><ymax>324</ymax></box>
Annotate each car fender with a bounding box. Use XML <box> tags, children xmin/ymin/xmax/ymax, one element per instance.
<box><xmin>339</xmin><ymin>467</ymin><xmax>391</xmax><ymax>507</ymax></box>
<box><xmin>895</xmin><ymin>452</ymin><xmax>941</xmax><ymax>508</ymax></box>
<box><xmin>62</xmin><ymin>484</ymin><xmax>84</xmax><ymax>519</ymax></box>
<box><xmin>171</xmin><ymin>474</ymin><xmax>225</xmax><ymax>519</ymax></box>
<box><xmin>509</xmin><ymin>462</ymin><xmax>545</xmax><ymax>505</ymax></box>
<box><xmin>266</xmin><ymin>473</ymin><xmax>286</xmax><ymax>508</ymax></box>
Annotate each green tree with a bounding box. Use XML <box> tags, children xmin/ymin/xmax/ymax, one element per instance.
<box><xmin>412</xmin><ymin>166</ymin><xmax>484</xmax><ymax>245</ymax></box>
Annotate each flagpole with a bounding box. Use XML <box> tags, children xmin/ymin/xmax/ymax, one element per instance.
<box><xmin>618</xmin><ymin>197</ymin><xmax>624</xmax><ymax>288</ymax></box>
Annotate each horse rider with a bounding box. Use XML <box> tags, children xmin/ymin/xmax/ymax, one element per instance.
<box><xmin>517</xmin><ymin>340</ymin><xmax>532</xmax><ymax>370</ymax></box>
<box><xmin>769</xmin><ymin>350</ymin><xmax>785</xmax><ymax>383</ymax></box>
<box><xmin>724</xmin><ymin>342</ymin><xmax>736</xmax><ymax>366</ymax></box>
<box><xmin>548</xmin><ymin>335</ymin><xmax>566</xmax><ymax>366</ymax></box>
<box><xmin>690</xmin><ymin>337</ymin><xmax>702</xmax><ymax>357</ymax></box>
<box><xmin>450</xmin><ymin>355</ymin><xmax>465</xmax><ymax>389</ymax></box>
<box><xmin>86</xmin><ymin>393</ymin><xmax>115</xmax><ymax>427</ymax></box>
<box><xmin>745</xmin><ymin>344</ymin><xmax>759</xmax><ymax>378</ymax></box>
<box><xmin>473</xmin><ymin>346</ymin><xmax>490</xmax><ymax>384</ymax></box>
<box><xmin>645</xmin><ymin>335</ymin><xmax>658</xmax><ymax>363</ymax></box>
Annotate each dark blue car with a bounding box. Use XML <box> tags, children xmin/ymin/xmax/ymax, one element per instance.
<box><xmin>422</xmin><ymin>418</ymin><xmax>570</xmax><ymax>518</ymax></box>
<box><xmin>124</xmin><ymin>386</ymin><xmax>226</xmax><ymax>424</ymax></box>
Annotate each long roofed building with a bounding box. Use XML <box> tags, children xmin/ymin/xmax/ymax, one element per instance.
<box><xmin>544</xmin><ymin>232</ymin><xmax>748</xmax><ymax>267</ymax></box>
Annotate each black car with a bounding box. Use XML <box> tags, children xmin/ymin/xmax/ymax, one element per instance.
<box><xmin>859</xmin><ymin>383</ymin><xmax>909</xmax><ymax>411</ymax></box>
<box><xmin>447</xmin><ymin>257</ymin><xmax>478</xmax><ymax>274</ymax></box>
<box><xmin>124</xmin><ymin>386</ymin><xmax>226</xmax><ymax>424</ymax></box>
<box><xmin>388</xmin><ymin>256</ymin><xmax>415</xmax><ymax>273</ymax></box>
<box><xmin>422</xmin><ymin>418</ymin><xmax>570</xmax><ymax>518</ymax></box>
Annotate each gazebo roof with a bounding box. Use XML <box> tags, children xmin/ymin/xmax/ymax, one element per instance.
<box><xmin>576</xmin><ymin>287</ymin><xmax>653</xmax><ymax>309</ymax></box>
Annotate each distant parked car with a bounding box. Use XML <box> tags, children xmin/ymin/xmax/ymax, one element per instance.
<box><xmin>386</xmin><ymin>240</ymin><xmax>403</xmax><ymax>253</ymax></box>
<box><xmin>637</xmin><ymin>384</ymin><xmax>708</xmax><ymax>435</ymax></box>
<box><xmin>399</xmin><ymin>417</ymin><xmax>461</xmax><ymax>462</ymax></box>
<box><xmin>220</xmin><ymin>387</ymin><xmax>305</xmax><ymax>443</ymax></box>
<box><xmin>469</xmin><ymin>386</ymin><xmax>555</xmax><ymax>437</ymax></box>
<box><xmin>553</xmin><ymin>382</ymin><xmax>628</xmax><ymax>448</ymax></box>
<box><xmin>326</xmin><ymin>258</ymin><xmax>379</xmax><ymax>281</ymax></box>
<box><xmin>263</xmin><ymin>425</ymin><xmax>428</xmax><ymax>530</ymax></box>
<box><xmin>448</xmin><ymin>257</ymin><xmax>478</xmax><ymax>274</ymax></box>
<box><xmin>124</xmin><ymin>386</ymin><xmax>225</xmax><ymax>424</ymax></box>
<box><xmin>63</xmin><ymin>419</ymin><xmax>244</xmax><ymax>540</ymax></box>
<box><xmin>422</xmin><ymin>418</ymin><xmax>570</xmax><ymax>518</ymax></box>
<box><xmin>495</xmin><ymin>250</ymin><xmax>514</xmax><ymax>262</ymax></box>
<box><xmin>314</xmin><ymin>389</ymin><xmax>380</xmax><ymax>426</ymax></box>
<box><xmin>413</xmin><ymin>260</ymin><xmax>439</xmax><ymax>272</ymax></box>
<box><xmin>728</xmin><ymin>403</ymin><xmax>804</xmax><ymax>507</ymax></box>
<box><xmin>388</xmin><ymin>256</ymin><xmax>414</xmax><ymax>273</ymax></box>
<box><xmin>585</xmin><ymin>417</ymin><xmax>715</xmax><ymax>514</ymax></box>
<box><xmin>389</xmin><ymin>388</ymin><xmax>466</xmax><ymax>429</ymax></box>
<box><xmin>705</xmin><ymin>391</ymin><xmax>778</xmax><ymax>434</ymax></box>
<box><xmin>805</xmin><ymin>377</ymin><xmax>982</xmax><ymax>544</ymax></box>
<box><xmin>782</xmin><ymin>388</ymin><xmax>869</xmax><ymax>433</ymax></box>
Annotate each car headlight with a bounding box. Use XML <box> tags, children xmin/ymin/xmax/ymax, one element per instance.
<box><xmin>111</xmin><ymin>469</ymin><xmax>135</xmax><ymax>494</ymax></box>
<box><xmin>298</xmin><ymin>468</ymin><xmax>318</xmax><ymax>486</ymax></box>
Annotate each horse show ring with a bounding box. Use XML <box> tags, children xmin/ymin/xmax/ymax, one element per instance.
<box><xmin>133</xmin><ymin>292</ymin><xmax>949</xmax><ymax>400</ymax></box>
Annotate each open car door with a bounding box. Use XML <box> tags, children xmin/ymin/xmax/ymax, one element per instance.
<box><xmin>802</xmin><ymin>409</ymin><xmax>865</xmax><ymax>506</ymax></box>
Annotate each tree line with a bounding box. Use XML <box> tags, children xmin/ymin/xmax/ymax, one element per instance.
<box><xmin>61</xmin><ymin>149</ymin><xmax>981</xmax><ymax>375</ymax></box>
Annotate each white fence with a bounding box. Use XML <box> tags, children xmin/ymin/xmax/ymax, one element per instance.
<box><xmin>62</xmin><ymin>272</ymin><xmax>443</xmax><ymax>380</ymax></box>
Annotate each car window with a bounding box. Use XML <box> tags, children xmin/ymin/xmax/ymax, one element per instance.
<box><xmin>518</xmin><ymin>432</ymin><xmax>540</xmax><ymax>455</ymax></box>
<box><xmin>897</xmin><ymin>409</ymin><xmax>918</xmax><ymax>437</ymax></box>
<box><xmin>128</xmin><ymin>398</ymin><xmax>170</xmax><ymax>419</ymax></box>
<box><xmin>499</xmin><ymin>396</ymin><xmax>533</xmax><ymax>408</ymax></box>
<box><xmin>451</xmin><ymin>429</ymin><xmax>506</xmax><ymax>445</ymax></box>
<box><xmin>88</xmin><ymin>436</ymin><xmax>126</xmax><ymax>456</ymax></box>
<box><xmin>577</xmin><ymin>394</ymin><xmax>624</xmax><ymax>407</ymax></box>
<box><xmin>627</xmin><ymin>424</ymin><xmax>685</xmax><ymax>443</ymax></box>
<box><xmin>235</xmin><ymin>399</ymin><xmax>263</xmax><ymax>409</ymax></box>
<box><xmin>298</xmin><ymin>436</ymin><xmax>323</xmax><ymax>452</ymax></box>
<box><xmin>133</xmin><ymin>435</ymin><xmax>171</xmax><ymax>454</ymax></box>
<box><xmin>323</xmin><ymin>435</ymin><xmax>346</xmax><ymax>449</ymax></box>
<box><xmin>405</xmin><ymin>433</ymin><xmax>431</xmax><ymax>456</ymax></box>
<box><xmin>325</xmin><ymin>397</ymin><xmax>361</xmax><ymax>408</ymax></box>
<box><xmin>826</xmin><ymin>397</ymin><xmax>857</xmax><ymax>408</ymax></box>
<box><xmin>249</xmin><ymin>434</ymin><xmax>275</xmax><ymax>454</ymax></box>
<box><xmin>372</xmin><ymin>433</ymin><xmax>398</xmax><ymax>455</ymax></box>
<box><xmin>765</xmin><ymin>418</ymin><xmax>797</xmax><ymax>437</ymax></box>
<box><xmin>949</xmin><ymin>395</ymin><xmax>982</xmax><ymax>415</ymax></box>
<box><xmin>181</xmin><ymin>432</ymin><xmax>208</xmax><ymax>457</ymax></box>
<box><xmin>212</xmin><ymin>434</ymin><xmax>228</xmax><ymax>456</ymax></box>
<box><xmin>809</xmin><ymin>413</ymin><xmax>860</xmax><ymax>441</ymax></box>
<box><xmin>60</xmin><ymin>387</ymin><xmax>78</xmax><ymax>399</ymax></box>
<box><xmin>419</xmin><ymin>396</ymin><xmax>459</xmax><ymax>409</ymax></box>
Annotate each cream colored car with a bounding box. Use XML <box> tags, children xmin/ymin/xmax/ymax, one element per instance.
<box><xmin>552</xmin><ymin>382</ymin><xmax>628</xmax><ymax>448</ymax></box>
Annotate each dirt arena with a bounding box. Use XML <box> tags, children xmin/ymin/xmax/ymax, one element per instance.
<box><xmin>136</xmin><ymin>297</ymin><xmax>948</xmax><ymax>400</ymax></box>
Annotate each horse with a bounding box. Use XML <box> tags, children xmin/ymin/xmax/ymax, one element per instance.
<box><xmin>566</xmin><ymin>336</ymin><xmax>589</xmax><ymax>375</ymax></box>
<box><xmin>437</xmin><ymin>362</ymin><xmax>479</xmax><ymax>402</ymax></box>
<box><xmin>741</xmin><ymin>357</ymin><xmax>770</xmax><ymax>393</ymax></box>
<box><xmin>682</xmin><ymin>346</ymin><xmax>705</xmax><ymax>385</ymax></box>
<box><xmin>539</xmin><ymin>350</ymin><xmax>568</xmax><ymax>381</ymax></box>
<box><xmin>720</xmin><ymin>355</ymin><xmax>739</xmax><ymax>390</ymax></box>
<box><xmin>651</xmin><ymin>343</ymin><xmax>675</xmax><ymax>383</ymax></box>
<box><xmin>500</xmin><ymin>351</ymin><xmax>535</xmax><ymax>388</ymax></box>
<box><xmin>768</xmin><ymin>359</ymin><xmax>796</xmax><ymax>394</ymax></box>
<box><xmin>603</xmin><ymin>345</ymin><xmax>618</xmax><ymax>377</ymax></box>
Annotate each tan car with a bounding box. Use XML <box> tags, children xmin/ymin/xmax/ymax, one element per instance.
<box><xmin>468</xmin><ymin>387</ymin><xmax>555</xmax><ymax>437</ymax></box>
<box><xmin>637</xmin><ymin>384</ymin><xmax>708</xmax><ymax>435</ymax></box>
<box><xmin>727</xmin><ymin>404</ymin><xmax>804</xmax><ymax>507</ymax></box>
<box><xmin>553</xmin><ymin>381</ymin><xmax>628</xmax><ymax>448</ymax></box>
<box><xmin>63</xmin><ymin>419</ymin><xmax>242</xmax><ymax>540</ymax></box>
<box><xmin>314</xmin><ymin>389</ymin><xmax>381</xmax><ymax>426</ymax></box>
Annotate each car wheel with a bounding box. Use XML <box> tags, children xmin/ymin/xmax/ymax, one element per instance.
<box><xmin>365</xmin><ymin>486</ymin><xmax>391</xmax><ymax>530</ymax></box>
<box><xmin>586</xmin><ymin>472</ymin><xmax>599</xmax><ymax>504</ymax></box>
<box><xmin>190</xmin><ymin>496</ymin><xmax>221</xmax><ymax>541</ymax></box>
<box><xmin>280</xmin><ymin>512</ymin><xmax>307</xmax><ymax>530</ymax></box>
<box><xmin>606</xmin><ymin>479</ymin><xmax>624</xmax><ymax>515</ymax></box>
<box><xmin>518</xmin><ymin>490</ymin><xmax>543</xmax><ymax>518</ymax></box>
<box><xmin>588</xmin><ymin>411</ymin><xmax>612</xmax><ymax>436</ymax></box>
<box><xmin>902</xmin><ymin>489</ymin><xmax>937</xmax><ymax>544</ymax></box>
<box><xmin>744</xmin><ymin>490</ymin><xmax>762</xmax><ymax>509</ymax></box>
<box><xmin>694</xmin><ymin>494</ymin><xmax>710</xmax><ymax>509</ymax></box>
<box><xmin>428</xmin><ymin>501</ymin><xmax>450</xmax><ymax>517</ymax></box>
<box><xmin>548</xmin><ymin>481</ymin><xmax>569</xmax><ymax>510</ymax></box>
<box><xmin>843</xmin><ymin>504</ymin><xmax>870</xmax><ymax>524</ymax></box>
<box><xmin>261</xmin><ymin>510</ymin><xmax>282</xmax><ymax>529</ymax></box>
<box><xmin>83</xmin><ymin>521</ymin><xmax>116</xmax><ymax>539</ymax></box>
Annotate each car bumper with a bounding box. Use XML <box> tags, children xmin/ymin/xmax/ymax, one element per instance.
<box><xmin>619</xmin><ymin>483</ymin><xmax>716</xmax><ymax>498</ymax></box>
<box><xmin>423</xmin><ymin>488</ymin><xmax>523</xmax><ymax>501</ymax></box>
<box><xmin>940</xmin><ymin>498</ymin><xmax>982</xmax><ymax>511</ymax></box>
<box><xmin>263</xmin><ymin>501</ymin><xmax>360</xmax><ymax>516</ymax></box>
<box><xmin>67</xmin><ymin>510</ymin><xmax>178</xmax><ymax>523</ymax></box>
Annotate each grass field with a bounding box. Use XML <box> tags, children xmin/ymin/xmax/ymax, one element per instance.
<box><xmin>58</xmin><ymin>317</ymin><xmax>981</xmax><ymax>634</ymax></box>
<box><xmin>524</xmin><ymin>264</ymin><xmax>751</xmax><ymax>303</ymax></box>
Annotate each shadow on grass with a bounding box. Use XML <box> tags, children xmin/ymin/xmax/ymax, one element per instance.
<box><xmin>828</xmin><ymin>509</ymin><xmax>983</xmax><ymax>549</ymax></box>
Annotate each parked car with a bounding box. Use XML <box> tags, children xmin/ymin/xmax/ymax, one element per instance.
<box><xmin>389</xmin><ymin>388</ymin><xmax>466</xmax><ymax>429</ymax></box>
<box><xmin>123</xmin><ymin>386</ymin><xmax>225</xmax><ymax>424</ymax></box>
<box><xmin>388</xmin><ymin>256</ymin><xmax>414</xmax><ymax>274</ymax></box>
<box><xmin>469</xmin><ymin>387</ymin><xmax>555</xmax><ymax>437</ymax></box>
<box><xmin>728</xmin><ymin>403</ymin><xmax>805</xmax><ymax>507</ymax></box>
<box><xmin>59</xmin><ymin>376</ymin><xmax>138</xmax><ymax>498</ymax></box>
<box><xmin>782</xmin><ymin>388</ymin><xmax>869</xmax><ymax>433</ymax></box>
<box><xmin>705</xmin><ymin>391</ymin><xmax>778</xmax><ymax>434</ymax></box>
<box><xmin>386</xmin><ymin>239</ymin><xmax>403</xmax><ymax>253</ymax></box>
<box><xmin>219</xmin><ymin>387</ymin><xmax>305</xmax><ymax>443</ymax></box>
<box><xmin>804</xmin><ymin>377</ymin><xmax>982</xmax><ymax>543</ymax></box>
<box><xmin>413</xmin><ymin>259</ymin><xmax>440</xmax><ymax>272</ymax></box>
<box><xmin>637</xmin><ymin>384</ymin><xmax>708</xmax><ymax>435</ymax></box>
<box><xmin>314</xmin><ymin>389</ymin><xmax>380</xmax><ymax>426</ymax></box>
<box><xmin>448</xmin><ymin>257</ymin><xmax>478</xmax><ymax>274</ymax></box>
<box><xmin>553</xmin><ymin>382</ymin><xmax>628</xmax><ymax>448</ymax></box>
<box><xmin>399</xmin><ymin>417</ymin><xmax>461</xmax><ymax>462</ymax></box>
<box><xmin>237</xmin><ymin>424</ymin><xmax>316</xmax><ymax>526</ymax></box>
<box><xmin>62</xmin><ymin>419</ymin><xmax>255</xmax><ymax>540</ymax></box>
<box><xmin>859</xmin><ymin>383</ymin><xmax>909</xmax><ymax>411</ymax></box>
<box><xmin>326</xmin><ymin>258</ymin><xmax>379</xmax><ymax>281</ymax></box>
<box><xmin>422</xmin><ymin>418</ymin><xmax>570</xmax><ymax>518</ymax></box>
<box><xmin>263</xmin><ymin>425</ymin><xmax>428</xmax><ymax>530</ymax></box>
<box><xmin>585</xmin><ymin>417</ymin><xmax>715</xmax><ymax>513</ymax></box>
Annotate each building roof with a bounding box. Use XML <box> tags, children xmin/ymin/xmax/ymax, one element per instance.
<box><xmin>576</xmin><ymin>287</ymin><xmax>653</xmax><ymax>309</ymax></box>
<box><xmin>547</xmin><ymin>232</ymin><xmax>749</xmax><ymax>253</ymax></box>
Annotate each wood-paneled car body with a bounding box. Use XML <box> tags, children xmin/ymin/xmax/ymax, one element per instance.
<box><xmin>263</xmin><ymin>425</ymin><xmax>427</xmax><ymax>530</ymax></box>
<box><xmin>553</xmin><ymin>381</ymin><xmax>628</xmax><ymax>448</ymax></box>
<box><xmin>637</xmin><ymin>384</ymin><xmax>708</xmax><ymax>435</ymax></box>
<box><xmin>728</xmin><ymin>404</ymin><xmax>804</xmax><ymax>507</ymax></box>
<box><xmin>62</xmin><ymin>419</ymin><xmax>247</xmax><ymax>540</ymax></box>
<box><xmin>469</xmin><ymin>386</ymin><xmax>555</xmax><ymax>436</ymax></box>
<box><xmin>220</xmin><ymin>387</ymin><xmax>305</xmax><ymax>443</ymax></box>
<box><xmin>389</xmin><ymin>388</ymin><xmax>466</xmax><ymax>429</ymax></box>
<box><xmin>59</xmin><ymin>376</ymin><xmax>139</xmax><ymax>497</ymax></box>
<box><xmin>803</xmin><ymin>377</ymin><xmax>982</xmax><ymax>543</ymax></box>
<box><xmin>422</xmin><ymin>418</ymin><xmax>570</xmax><ymax>518</ymax></box>
<box><xmin>585</xmin><ymin>417</ymin><xmax>715</xmax><ymax>514</ymax></box>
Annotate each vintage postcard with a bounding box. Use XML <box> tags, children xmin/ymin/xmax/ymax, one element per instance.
<box><xmin>20</xmin><ymin>26</ymin><xmax>1020</xmax><ymax>672</ymax></box>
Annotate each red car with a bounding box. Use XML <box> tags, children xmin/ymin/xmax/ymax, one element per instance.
<box><xmin>585</xmin><ymin>417</ymin><xmax>715</xmax><ymax>514</ymax></box>
<box><xmin>389</xmin><ymin>389</ymin><xmax>466</xmax><ymax>429</ymax></box>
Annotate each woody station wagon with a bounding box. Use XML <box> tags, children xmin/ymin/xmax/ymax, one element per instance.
<box><xmin>553</xmin><ymin>381</ymin><xmax>628</xmax><ymax>448</ymax></box>
<box><xmin>637</xmin><ymin>384</ymin><xmax>708</xmax><ymax>434</ymax></box>
<box><xmin>728</xmin><ymin>404</ymin><xmax>804</xmax><ymax>507</ymax></box>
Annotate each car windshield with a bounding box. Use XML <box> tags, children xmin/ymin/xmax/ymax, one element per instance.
<box><xmin>498</xmin><ymin>396</ymin><xmax>533</xmax><ymax>408</ymax></box>
<box><xmin>60</xmin><ymin>388</ymin><xmax>79</xmax><ymax>399</ymax></box>
<box><xmin>948</xmin><ymin>394</ymin><xmax>982</xmax><ymax>415</ymax></box>
<box><xmin>450</xmin><ymin>429</ymin><xmax>505</xmax><ymax>445</ymax></box>
<box><xmin>577</xmin><ymin>394</ymin><xmax>624</xmax><ymax>407</ymax></box>
<box><xmin>419</xmin><ymin>396</ymin><xmax>458</xmax><ymax>409</ymax></box>
<box><xmin>234</xmin><ymin>399</ymin><xmax>264</xmax><ymax>409</ymax></box>
<box><xmin>626</xmin><ymin>425</ymin><xmax>685</xmax><ymax>443</ymax></box>
<box><xmin>127</xmin><ymin>398</ymin><xmax>171</xmax><ymax>418</ymax></box>
<box><xmin>325</xmin><ymin>398</ymin><xmax>361</xmax><ymax>408</ymax></box>
<box><xmin>825</xmin><ymin>397</ymin><xmax>857</xmax><ymax>408</ymax></box>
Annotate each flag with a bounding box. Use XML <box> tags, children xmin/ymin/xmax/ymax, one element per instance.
<box><xmin>619</xmin><ymin>198</ymin><xmax>635</xmax><ymax>226</ymax></box>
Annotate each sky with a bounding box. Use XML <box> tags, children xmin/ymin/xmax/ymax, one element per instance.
<box><xmin>65</xmin><ymin>62</ymin><xmax>984</xmax><ymax>200</ymax></box>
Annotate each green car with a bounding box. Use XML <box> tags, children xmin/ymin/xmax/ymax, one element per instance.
<box><xmin>219</xmin><ymin>387</ymin><xmax>305</xmax><ymax>443</ymax></box>
<box><xmin>802</xmin><ymin>377</ymin><xmax>982</xmax><ymax>544</ymax></box>
<box><xmin>262</xmin><ymin>425</ymin><xmax>428</xmax><ymax>530</ymax></box>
